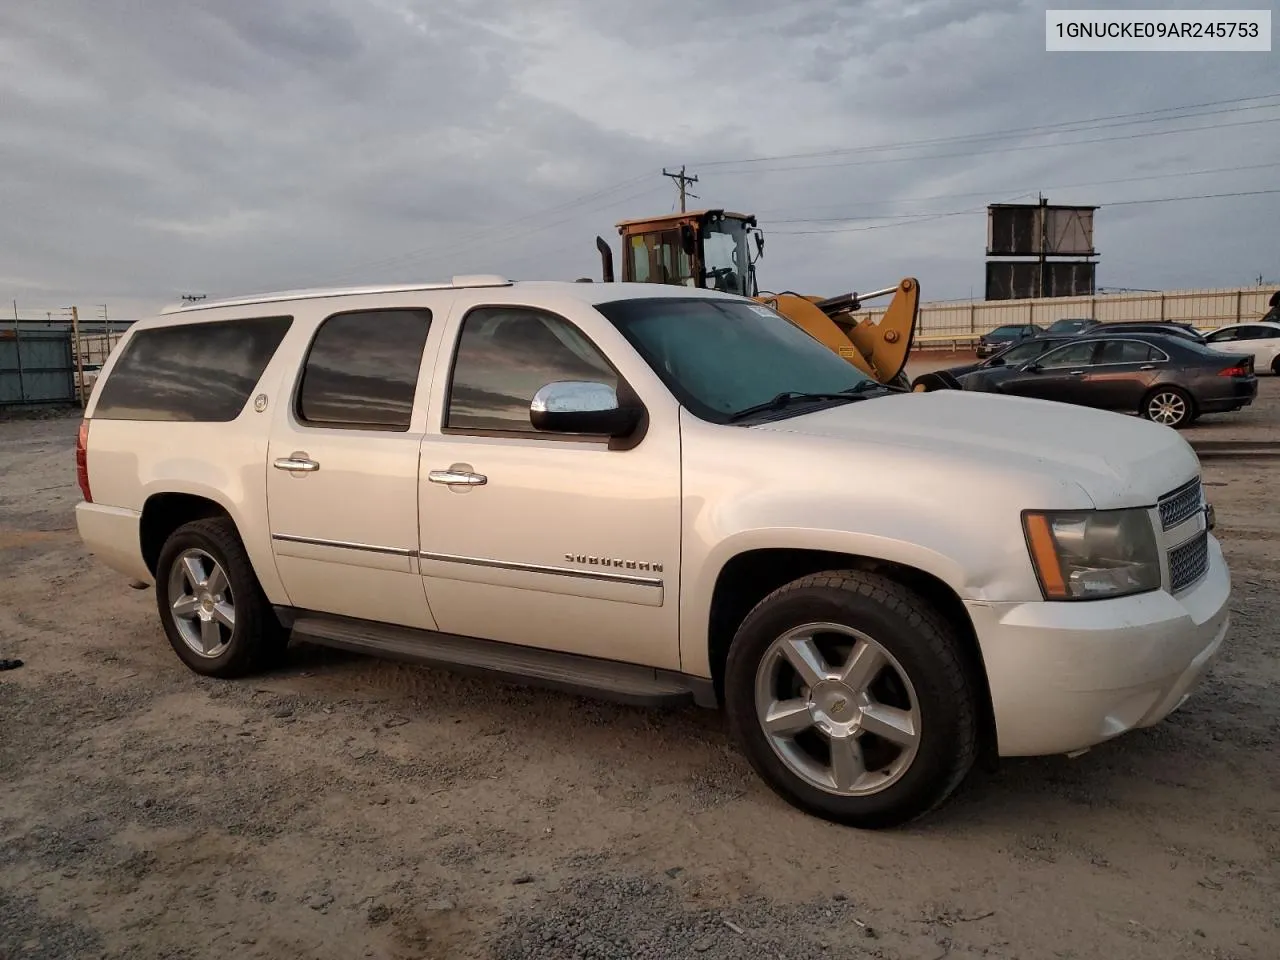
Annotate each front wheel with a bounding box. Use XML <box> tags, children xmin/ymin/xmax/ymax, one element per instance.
<box><xmin>1141</xmin><ymin>386</ymin><xmax>1194</xmax><ymax>428</ymax></box>
<box><xmin>724</xmin><ymin>571</ymin><xmax>979</xmax><ymax>829</ymax></box>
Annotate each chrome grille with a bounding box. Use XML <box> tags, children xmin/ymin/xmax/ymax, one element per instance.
<box><xmin>1157</xmin><ymin>477</ymin><xmax>1203</xmax><ymax>531</ymax></box>
<box><xmin>1168</xmin><ymin>531</ymin><xmax>1210</xmax><ymax>594</ymax></box>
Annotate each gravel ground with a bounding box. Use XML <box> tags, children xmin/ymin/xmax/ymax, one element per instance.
<box><xmin>2</xmin><ymin>387</ymin><xmax>1278</xmax><ymax>960</ymax></box>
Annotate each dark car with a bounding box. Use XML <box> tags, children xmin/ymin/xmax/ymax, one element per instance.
<box><xmin>959</xmin><ymin>330</ymin><xmax>1257</xmax><ymax>428</ymax></box>
<box><xmin>975</xmin><ymin>322</ymin><xmax>1042</xmax><ymax>358</ymax></box>
<box><xmin>1043</xmin><ymin>317</ymin><xmax>1100</xmax><ymax>336</ymax></box>
<box><xmin>913</xmin><ymin>335</ymin><xmax>1076</xmax><ymax>388</ymax></box>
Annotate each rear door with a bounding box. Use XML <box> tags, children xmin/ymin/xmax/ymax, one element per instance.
<box><xmin>265</xmin><ymin>299</ymin><xmax>450</xmax><ymax>630</ymax></box>
<box><xmin>1077</xmin><ymin>337</ymin><xmax>1165</xmax><ymax>411</ymax></box>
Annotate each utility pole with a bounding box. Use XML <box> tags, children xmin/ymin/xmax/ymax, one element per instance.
<box><xmin>662</xmin><ymin>166</ymin><xmax>699</xmax><ymax>213</ymax></box>
<box><xmin>1037</xmin><ymin>193</ymin><xmax>1048</xmax><ymax>299</ymax></box>
<box><xmin>63</xmin><ymin>306</ymin><xmax>85</xmax><ymax>408</ymax></box>
<box><xmin>98</xmin><ymin>303</ymin><xmax>110</xmax><ymax>339</ymax></box>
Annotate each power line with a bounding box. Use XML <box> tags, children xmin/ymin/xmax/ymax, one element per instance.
<box><xmin>692</xmin><ymin>92</ymin><xmax>1280</xmax><ymax>168</ymax></box>
<box><xmin>766</xmin><ymin>187</ymin><xmax>1280</xmax><ymax>236</ymax></box>
<box><xmin>708</xmin><ymin>114</ymin><xmax>1280</xmax><ymax>177</ymax></box>
<box><xmin>759</xmin><ymin>160</ymin><xmax>1280</xmax><ymax>223</ymax></box>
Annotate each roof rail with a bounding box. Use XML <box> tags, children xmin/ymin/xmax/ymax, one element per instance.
<box><xmin>160</xmin><ymin>275</ymin><xmax>513</xmax><ymax>313</ymax></box>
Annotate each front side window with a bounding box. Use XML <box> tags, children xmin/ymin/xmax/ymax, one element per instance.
<box><xmin>297</xmin><ymin>309</ymin><xmax>432</xmax><ymax>431</ymax></box>
<box><xmin>93</xmin><ymin>315</ymin><xmax>292</xmax><ymax>422</ymax></box>
<box><xmin>446</xmin><ymin>306</ymin><xmax>617</xmax><ymax>432</ymax></box>
<box><xmin>596</xmin><ymin>296</ymin><xmax>876</xmax><ymax>423</ymax></box>
<box><xmin>1205</xmin><ymin>327</ymin><xmax>1240</xmax><ymax>343</ymax></box>
<box><xmin>700</xmin><ymin>217</ymin><xmax>751</xmax><ymax>296</ymax></box>
<box><xmin>1036</xmin><ymin>341</ymin><xmax>1099</xmax><ymax>368</ymax></box>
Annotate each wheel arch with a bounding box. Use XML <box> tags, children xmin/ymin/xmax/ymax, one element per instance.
<box><xmin>704</xmin><ymin>546</ymin><xmax>999</xmax><ymax>771</ymax></box>
<box><xmin>139</xmin><ymin>491</ymin><xmax>236</xmax><ymax>576</ymax></box>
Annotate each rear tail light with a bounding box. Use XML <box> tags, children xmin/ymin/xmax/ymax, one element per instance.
<box><xmin>1217</xmin><ymin>362</ymin><xmax>1252</xmax><ymax>377</ymax></box>
<box><xmin>76</xmin><ymin>419</ymin><xmax>92</xmax><ymax>503</ymax></box>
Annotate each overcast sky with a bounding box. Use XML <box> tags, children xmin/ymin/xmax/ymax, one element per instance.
<box><xmin>2</xmin><ymin>0</ymin><xmax>1277</xmax><ymax>321</ymax></box>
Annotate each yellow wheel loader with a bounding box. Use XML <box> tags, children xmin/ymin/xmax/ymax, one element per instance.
<box><xmin>593</xmin><ymin>208</ymin><xmax>920</xmax><ymax>388</ymax></box>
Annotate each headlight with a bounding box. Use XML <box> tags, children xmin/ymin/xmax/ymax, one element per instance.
<box><xmin>1022</xmin><ymin>508</ymin><xmax>1161</xmax><ymax>600</ymax></box>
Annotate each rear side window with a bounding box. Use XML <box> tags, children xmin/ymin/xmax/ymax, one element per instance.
<box><xmin>1097</xmin><ymin>340</ymin><xmax>1160</xmax><ymax>364</ymax></box>
<box><xmin>297</xmin><ymin>309</ymin><xmax>432</xmax><ymax>431</ymax></box>
<box><xmin>445</xmin><ymin>306</ymin><xmax>617</xmax><ymax>432</ymax></box>
<box><xmin>93</xmin><ymin>315</ymin><xmax>292</xmax><ymax>421</ymax></box>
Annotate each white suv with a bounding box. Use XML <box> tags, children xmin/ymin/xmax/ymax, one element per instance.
<box><xmin>74</xmin><ymin>276</ymin><xmax>1230</xmax><ymax>828</ymax></box>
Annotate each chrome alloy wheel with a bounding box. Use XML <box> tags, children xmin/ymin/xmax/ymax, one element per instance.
<box><xmin>754</xmin><ymin>622</ymin><xmax>921</xmax><ymax>797</ymax></box>
<box><xmin>167</xmin><ymin>548</ymin><xmax>235</xmax><ymax>658</ymax></box>
<box><xmin>1147</xmin><ymin>390</ymin><xmax>1188</xmax><ymax>426</ymax></box>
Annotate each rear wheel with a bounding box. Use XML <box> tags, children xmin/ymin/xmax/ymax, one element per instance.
<box><xmin>1141</xmin><ymin>386</ymin><xmax>1194</xmax><ymax>429</ymax></box>
<box><xmin>155</xmin><ymin>517</ymin><xmax>288</xmax><ymax>678</ymax></box>
<box><xmin>723</xmin><ymin>571</ymin><xmax>978</xmax><ymax>829</ymax></box>
<box><xmin>1270</xmin><ymin>355</ymin><xmax>1280</xmax><ymax>376</ymax></box>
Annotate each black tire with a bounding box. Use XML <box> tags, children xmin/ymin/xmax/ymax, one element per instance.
<box><xmin>154</xmin><ymin>517</ymin><xmax>288</xmax><ymax>678</ymax></box>
<box><xmin>1270</xmin><ymin>355</ymin><xmax>1280</xmax><ymax>376</ymax></box>
<box><xmin>724</xmin><ymin>570</ymin><xmax>978</xmax><ymax>829</ymax></box>
<box><xmin>1140</xmin><ymin>385</ymin><xmax>1195</xmax><ymax>429</ymax></box>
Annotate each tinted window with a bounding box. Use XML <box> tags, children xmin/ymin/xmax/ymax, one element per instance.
<box><xmin>1205</xmin><ymin>328</ymin><xmax>1239</xmax><ymax>342</ymax></box>
<box><xmin>94</xmin><ymin>315</ymin><xmax>292</xmax><ymax>421</ymax></box>
<box><xmin>446</xmin><ymin>306</ymin><xmax>617</xmax><ymax>432</ymax></box>
<box><xmin>1037</xmin><ymin>341</ymin><xmax>1098</xmax><ymax>368</ymax></box>
<box><xmin>297</xmin><ymin>309</ymin><xmax>431</xmax><ymax>431</ymax></box>
<box><xmin>1096</xmin><ymin>339</ymin><xmax>1158</xmax><ymax>364</ymax></box>
<box><xmin>1241</xmin><ymin>325</ymin><xmax>1279</xmax><ymax>340</ymax></box>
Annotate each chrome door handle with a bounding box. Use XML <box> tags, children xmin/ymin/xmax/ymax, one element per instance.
<box><xmin>274</xmin><ymin>456</ymin><xmax>319</xmax><ymax>472</ymax></box>
<box><xmin>1139</xmin><ymin>364</ymin><xmax>1155</xmax><ymax>370</ymax></box>
<box><xmin>428</xmin><ymin>469</ymin><xmax>486</xmax><ymax>486</ymax></box>
<box><xmin>1069</xmin><ymin>369</ymin><xmax>1085</xmax><ymax>376</ymax></box>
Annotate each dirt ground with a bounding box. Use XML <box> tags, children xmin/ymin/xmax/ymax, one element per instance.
<box><xmin>2</xmin><ymin>382</ymin><xmax>1278</xmax><ymax>960</ymax></box>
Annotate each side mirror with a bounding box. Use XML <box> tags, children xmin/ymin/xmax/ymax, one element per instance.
<box><xmin>530</xmin><ymin>381</ymin><xmax>641</xmax><ymax>437</ymax></box>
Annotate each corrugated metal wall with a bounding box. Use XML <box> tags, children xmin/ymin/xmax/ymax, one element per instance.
<box><xmin>862</xmin><ymin>285</ymin><xmax>1275</xmax><ymax>338</ymax></box>
<box><xmin>0</xmin><ymin>332</ymin><xmax>76</xmax><ymax>405</ymax></box>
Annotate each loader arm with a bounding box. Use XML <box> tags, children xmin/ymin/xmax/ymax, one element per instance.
<box><xmin>756</xmin><ymin>277</ymin><xmax>919</xmax><ymax>384</ymax></box>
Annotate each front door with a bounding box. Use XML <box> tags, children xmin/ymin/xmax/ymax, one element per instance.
<box><xmin>416</xmin><ymin>302</ymin><xmax>682</xmax><ymax>670</ymax></box>
<box><xmin>1002</xmin><ymin>339</ymin><xmax>1100</xmax><ymax>405</ymax></box>
<box><xmin>266</xmin><ymin>304</ymin><xmax>445</xmax><ymax>630</ymax></box>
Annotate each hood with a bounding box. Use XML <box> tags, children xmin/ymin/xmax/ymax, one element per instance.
<box><xmin>754</xmin><ymin>390</ymin><xmax>1200</xmax><ymax>509</ymax></box>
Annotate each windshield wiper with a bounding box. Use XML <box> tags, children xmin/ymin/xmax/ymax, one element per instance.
<box><xmin>728</xmin><ymin>390</ymin><xmax>864</xmax><ymax>423</ymax></box>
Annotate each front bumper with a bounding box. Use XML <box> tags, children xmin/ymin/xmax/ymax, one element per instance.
<box><xmin>965</xmin><ymin>534</ymin><xmax>1230</xmax><ymax>757</ymax></box>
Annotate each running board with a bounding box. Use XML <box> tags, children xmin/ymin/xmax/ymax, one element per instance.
<box><xmin>286</xmin><ymin>612</ymin><xmax>716</xmax><ymax>709</ymax></box>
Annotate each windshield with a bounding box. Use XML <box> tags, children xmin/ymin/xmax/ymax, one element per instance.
<box><xmin>595</xmin><ymin>296</ymin><xmax>877</xmax><ymax>423</ymax></box>
<box><xmin>994</xmin><ymin>337</ymin><xmax>1059</xmax><ymax>364</ymax></box>
<box><xmin>700</xmin><ymin>217</ymin><xmax>751</xmax><ymax>296</ymax></box>
<box><xmin>990</xmin><ymin>325</ymin><xmax>1025</xmax><ymax>336</ymax></box>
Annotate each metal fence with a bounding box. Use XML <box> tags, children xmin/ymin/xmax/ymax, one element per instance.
<box><xmin>0</xmin><ymin>325</ymin><xmax>126</xmax><ymax>407</ymax></box>
<box><xmin>0</xmin><ymin>331</ymin><xmax>77</xmax><ymax>406</ymax></box>
<box><xmin>862</xmin><ymin>285</ymin><xmax>1276</xmax><ymax>342</ymax></box>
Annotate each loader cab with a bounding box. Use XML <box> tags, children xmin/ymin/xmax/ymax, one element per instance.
<box><xmin>598</xmin><ymin>209</ymin><xmax>764</xmax><ymax>298</ymax></box>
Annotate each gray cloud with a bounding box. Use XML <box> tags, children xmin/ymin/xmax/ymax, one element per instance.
<box><xmin>1</xmin><ymin>0</ymin><xmax>1277</xmax><ymax>321</ymax></box>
